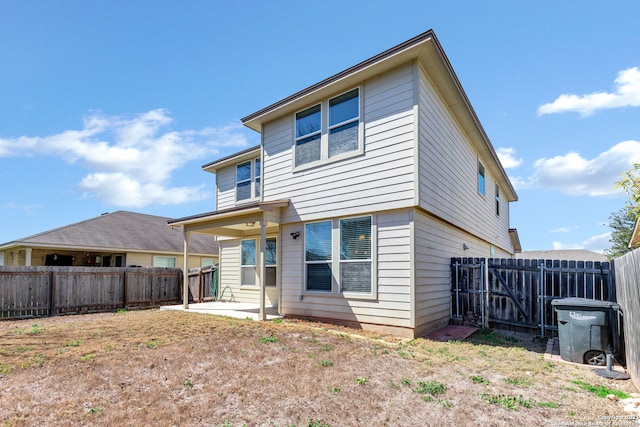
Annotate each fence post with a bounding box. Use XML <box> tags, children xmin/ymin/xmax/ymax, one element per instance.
<box><xmin>49</xmin><ymin>270</ymin><xmax>56</xmax><ymax>316</ymax></box>
<box><xmin>539</xmin><ymin>261</ymin><xmax>545</xmax><ymax>338</ymax></box>
<box><xmin>454</xmin><ymin>260</ymin><xmax>460</xmax><ymax>321</ymax></box>
<box><xmin>481</xmin><ymin>259</ymin><xmax>487</xmax><ymax>329</ymax></box>
<box><xmin>123</xmin><ymin>270</ymin><xmax>128</xmax><ymax>309</ymax></box>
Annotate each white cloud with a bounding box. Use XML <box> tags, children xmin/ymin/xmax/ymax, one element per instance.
<box><xmin>0</xmin><ymin>109</ymin><xmax>249</xmax><ymax>207</ymax></box>
<box><xmin>520</xmin><ymin>140</ymin><xmax>640</xmax><ymax>196</ymax></box>
<box><xmin>496</xmin><ymin>147</ymin><xmax>523</xmax><ymax>169</ymax></box>
<box><xmin>538</xmin><ymin>67</ymin><xmax>640</xmax><ymax>116</ymax></box>
<box><xmin>552</xmin><ymin>232</ymin><xmax>611</xmax><ymax>253</ymax></box>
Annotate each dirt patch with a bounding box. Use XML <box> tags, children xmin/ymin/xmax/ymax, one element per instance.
<box><xmin>0</xmin><ymin>310</ymin><xmax>637</xmax><ymax>426</ymax></box>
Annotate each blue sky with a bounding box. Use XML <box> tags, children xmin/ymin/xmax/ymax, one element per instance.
<box><xmin>1</xmin><ymin>1</ymin><xmax>639</xmax><ymax>253</ymax></box>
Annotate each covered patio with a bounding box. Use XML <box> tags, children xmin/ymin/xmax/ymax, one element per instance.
<box><xmin>168</xmin><ymin>199</ymin><xmax>290</xmax><ymax>321</ymax></box>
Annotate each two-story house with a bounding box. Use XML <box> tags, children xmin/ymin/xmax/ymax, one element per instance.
<box><xmin>169</xmin><ymin>30</ymin><xmax>519</xmax><ymax>338</ymax></box>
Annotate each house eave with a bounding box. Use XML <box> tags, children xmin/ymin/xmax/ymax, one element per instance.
<box><xmin>202</xmin><ymin>145</ymin><xmax>261</xmax><ymax>173</ymax></box>
<box><xmin>168</xmin><ymin>200</ymin><xmax>290</xmax><ymax>228</ymax></box>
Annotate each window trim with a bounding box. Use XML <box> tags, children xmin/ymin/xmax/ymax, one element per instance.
<box><xmin>302</xmin><ymin>215</ymin><xmax>377</xmax><ymax>300</ymax></box>
<box><xmin>293</xmin><ymin>87</ymin><xmax>363</xmax><ymax>171</ymax></box>
<box><xmin>240</xmin><ymin>238</ymin><xmax>257</xmax><ymax>287</ymax></box>
<box><xmin>235</xmin><ymin>158</ymin><xmax>261</xmax><ymax>203</ymax></box>
<box><xmin>477</xmin><ymin>161</ymin><xmax>486</xmax><ymax>196</ymax></box>
<box><xmin>495</xmin><ymin>184</ymin><xmax>500</xmax><ymax>216</ymax></box>
<box><xmin>153</xmin><ymin>256</ymin><xmax>177</xmax><ymax>268</ymax></box>
<box><xmin>265</xmin><ymin>237</ymin><xmax>277</xmax><ymax>288</ymax></box>
<box><xmin>304</xmin><ymin>220</ymin><xmax>334</xmax><ymax>293</ymax></box>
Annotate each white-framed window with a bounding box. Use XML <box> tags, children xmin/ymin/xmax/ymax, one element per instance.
<box><xmin>236</xmin><ymin>158</ymin><xmax>261</xmax><ymax>202</ymax></box>
<box><xmin>304</xmin><ymin>215</ymin><xmax>374</xmax><ymax>295</ymax></box>
<box><xmin>477</xmin><ymin>161</ymin><xmax>485</xmax><ymax>196</ymax></box>
<box><xmin>305</xmin><ymin>221</ymin><xmax>333</xmax><ymax>292</ymax></box>
<box><xmin>340</xmin><ymin>216</ymin><xmax>372</xmax><ymax>293</ymax></box>
<box><xmin>265</xmin><ymin>237</ymin><xmax>277</xmax><ymax>287</ymax></box>
<box><xmin>153</xmin><ymin>256</ymin><xmax>176</xmax><ymax>268</ymax></box>
<box><xmin>201</xmin><ymin>257</ymin><xmax>215</xmax><ymax>268</ymax></box>
<box><xmin>294</xmin><ymin>87</ymin><xmax>361</xmax><ymax>168</ymax></box>
<box><xmin>241</xmin><ymin>239</ymin><xmax>256</xmax><ymax>286</ymax></box>
<box><xmin>495</xmin><ymin>184</ymin><xmax>500</xmax><ymax>216</ymax></box>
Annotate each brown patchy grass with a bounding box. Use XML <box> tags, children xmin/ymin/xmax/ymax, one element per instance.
<box><xmin>0</xmin><ymin>310</ymin><xmax>636</xmax><ymax>426</ymax></box>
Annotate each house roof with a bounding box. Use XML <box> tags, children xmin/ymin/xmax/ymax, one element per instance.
<box><xmin>515</xmin><ymin>249</ymin><xmax>608</xmax><ymax>262</ymax></box>
<box><xmin>0</xmin><ymin>211</ymin><xmax>219</xmax><ymax>255</ymax></box>
<box><xmin>240</xmin><ymin>29</ymin><xmax>517</xmax><ymax>203</ymax></box>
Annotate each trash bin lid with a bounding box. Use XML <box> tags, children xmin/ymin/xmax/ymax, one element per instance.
<box><xmin>551</xmin><ymin>297</ymin><xmax>618</xmax><ymax>310</ymax></box>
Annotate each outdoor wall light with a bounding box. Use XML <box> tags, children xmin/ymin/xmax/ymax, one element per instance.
<box><xmin>246</xmin><ymin>221</ymin><xmax>255</xmax><ymax>227</ymax></box>
<box><xmin>462</xmin><ymin>243</ymin><xmax>469</xmax><ymax>251</ymax></box>
<box><xmin>290</xmin><ymin>231</ymin><xmax>300</xmax><ymax>240</ymax></box>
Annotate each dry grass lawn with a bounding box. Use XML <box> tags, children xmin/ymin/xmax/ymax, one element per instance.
<box><xmin>0</xmin><ymin>309</ymin><xmax>637</xmax><ymax>426</ymax></box>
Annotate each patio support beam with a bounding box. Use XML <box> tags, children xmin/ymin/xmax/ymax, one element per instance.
<box><xmin>183</xmin><ymin>228</ymin><xmax>191</xmax><ymax>309</ymax></box>
<box><xmin>259</xmin><ymin>218</ymin><xmax>266</xmax><ymax>321</ymax></box>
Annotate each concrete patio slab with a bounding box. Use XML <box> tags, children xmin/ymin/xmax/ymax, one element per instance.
<box><xmin>160</xmin><ymin>301</ymin><xmax>282</xmax><ymax>321</ymax></box>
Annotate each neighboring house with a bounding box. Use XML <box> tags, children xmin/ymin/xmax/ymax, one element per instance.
<box><xmin>169</xmin><ymin>30</ymin><xmax>519</xmax><ymax>337</ymax></box>
<box><xmin>0</xmin><ymin>211</ymin><xmax>218</xmax><ymax>269</ymax></box>
<box><xmin>516</xmin><ymin>249</ymin><xmax>608</xmax><ymax>263</ymax></box>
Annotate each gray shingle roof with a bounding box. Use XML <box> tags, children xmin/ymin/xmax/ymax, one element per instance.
<box><xmin>2</xmin><ymin>211</ymin><xmax>218</xmax><ymax>255</ymax></box>
<box><xmin>515</xmin><ymin>249</ymin><xmax>608</xmax><ymax>262</ymax></box>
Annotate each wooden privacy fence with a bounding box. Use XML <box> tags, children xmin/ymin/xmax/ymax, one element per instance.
<box><xmin>451</xmin><ymin>258</ymin><xmax>616</xmax><ymax>339</ymax></box>
<box><xmin>0</xmin><ymin>266</ymin><xmax>182</xmax><ymax>320</ymax></box>
<box><xmin>186</xmin><ymin>264</ymin><xmax>218</xmax><ymax>303</ymax></box>
<box><xmin>614</xmin><ymin>249</ymin><xmax>640</xmax><ymax>390</ymax></box>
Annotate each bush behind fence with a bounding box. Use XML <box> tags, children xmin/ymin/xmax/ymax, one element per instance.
<box><xmin>0</xmin><ymin>266</ymin><xmax>183</xmax><ymax>320</ymax></box>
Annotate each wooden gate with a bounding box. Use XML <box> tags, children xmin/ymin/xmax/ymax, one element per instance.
<box><xmin>451</xmin><ymin>258</ymin><xmax>616</xmax><ymax>337</ymax></box>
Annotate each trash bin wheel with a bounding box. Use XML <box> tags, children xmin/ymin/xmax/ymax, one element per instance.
<box><xmin>584</xmin><ymin>350</ymin><xmax>606</xmax><ymax>366</ymax></box>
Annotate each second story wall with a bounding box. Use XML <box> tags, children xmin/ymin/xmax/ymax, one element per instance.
<box><xmin>262</xmin><ymin>63</ymin><xmax>418</xmax><ymax>223</ymax></box>
<box><xmin>416</xmin><ymin>64</ymin><xmax>513</xmax><ymax>253</ymax></box>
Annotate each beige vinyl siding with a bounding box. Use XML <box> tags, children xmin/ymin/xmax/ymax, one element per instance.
<box><xmin>413</xmin><ymin>209</ymin><xmax>474</xmax><ymax>336</ymax></box>
<box><xmin>215</xmin><ymin>164</ymin><xmax>238</xmax><ymax>211</ymax></box>
<box><xmin>262</xmin><ymin>63</ymin><xmax>417</xmax><ymax>224</ymax></box>
<box><xmin>125</xmin><ymin>252</ymin><xmax>152</xmax><ymax>267</ymax></box>
<box><xmin>279</xmin><ymin>211</ymin><xmax>412</xmax><ymax>332</ymax></box>
<box><xmin>416</xmin><ymin>65</ymin><xmax>513</xmax><ymax>253</ymax></box>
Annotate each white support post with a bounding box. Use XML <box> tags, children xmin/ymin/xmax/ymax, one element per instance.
<box><xmin>183</xmin><ymin>229</ymin><xmax>190</xmax><ymax>309</ymax></box>
<box><xmin>25</xmin><ymin>248</ymin><xmax>32</xmax><ymax>266</ymax></box>
<box><xmin>259</xmin><ymin>219</ymin><xmax>266</xmax><ymax>321</ymax></box>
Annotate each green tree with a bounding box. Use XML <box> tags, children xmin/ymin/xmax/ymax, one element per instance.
<box><xmin>604</xmin><ymin>208</ymin><xmax>636</xmax><ymax>258</ymax></box>
<box><xmin>616</xmin><ymin>163</ymin><xmax>640</xmax><ymax>219</ymax></box>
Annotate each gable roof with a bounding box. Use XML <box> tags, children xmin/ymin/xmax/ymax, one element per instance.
<box><xmin>241</xmin><ymin>29</ymin><xmax>517</xmax><ymax>203</ymax></box>
<box><xmin>0</xmin><ymin>211</ymin><xmax>218</xmax><ymax>255</ymax></box>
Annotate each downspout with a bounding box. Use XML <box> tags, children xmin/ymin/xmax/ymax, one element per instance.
<box><xmin>183</xmin><ymin>228</ymin><xmax>190</xmax><ymax>309</ymax></box>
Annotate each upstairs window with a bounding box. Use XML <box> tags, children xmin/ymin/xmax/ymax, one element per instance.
<box><xmin>495</xmin><ymin>184</ymin><xmax>500</xmax><ymax>216</ymax></box>
<box><xmin>294</xmin><ymin>88</ymin><xmax>361</xmax><ymax>168</ymax></box>
<box><xmin>329</xmin><ymin>89</ymin><xmax>359</xmax><ymax>158</ymax></box>
<box><xmin>236</xmin><ymin>158</ymin><xmax>261</xmax><ymax>202</ymax></box>
<box><xmin>477</xmin><ymin>161</ymin><xmax>485</xmax><ymax>196</ymax></box>
<box><xmin>295</xmin><ymin>105</ymin><xmax>322</xmax><ymax>167</ymax></box>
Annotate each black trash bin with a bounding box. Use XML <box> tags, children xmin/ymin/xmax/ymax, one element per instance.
<box><xmin>551</xmin><ymin>297</ymin><xmax>618</xmax><ymax>365</ymax></box>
